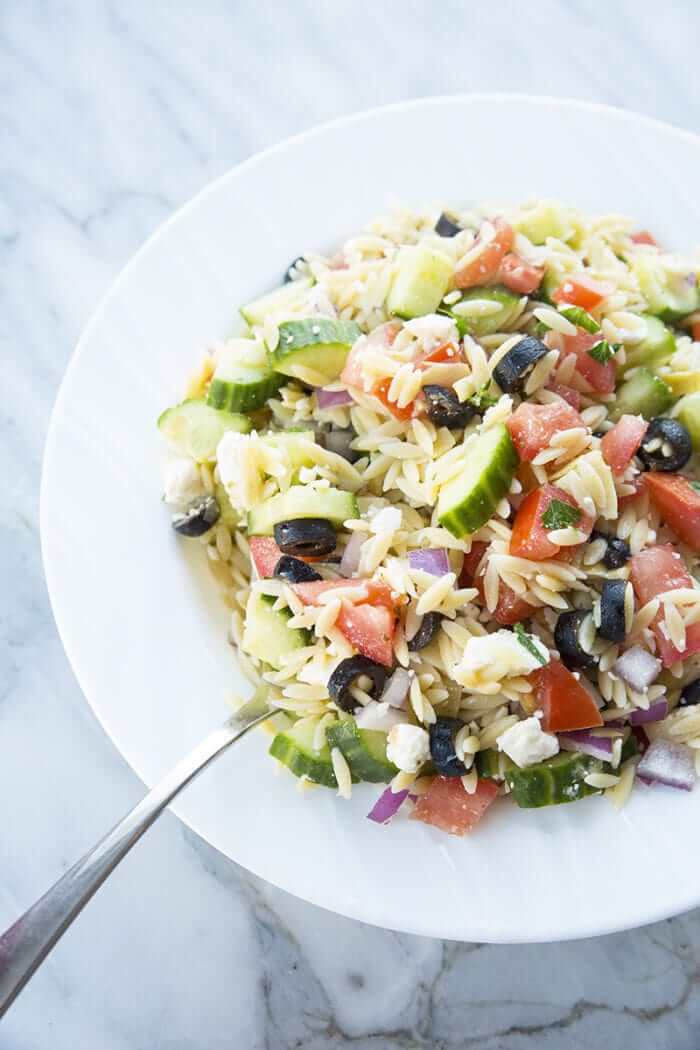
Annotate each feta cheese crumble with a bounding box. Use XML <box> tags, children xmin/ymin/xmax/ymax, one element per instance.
<box><xmin>386</xmin><ymin>724</ymin><xmax>430</xmax><ymax>773</ymax></box>
<box><xmin>453</xmin><ymin>629</ymin><xmax>549</xmax><ymax>693</ymax></box>
<box><xmin>497</xmin><ymin>717</ymin><xmax>559</xmax><ymax>768</ymax></box>
<box><xmin>162</xmin><ymin>457</ymin><xmax>204</xmax><ymax>508</ymax></box>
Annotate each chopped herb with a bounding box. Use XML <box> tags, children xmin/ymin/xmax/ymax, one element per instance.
<box><xmin>692</xmin><ymin>481</ymin><xmax>700</xmax><ymax>493</ymax></box>
<box><xmin>467</xmin><ymin>382</ymin><xmax>499</xmax><ymax>412</ymax></box>
<box><xmin>542</xmin><ymin>499</ymin><xmax>582</xmax><ymax>530</ymax></box>
<box><xmin>559</xmin><ymin>305</ymin><xmax>601</xmax><ymax>333</ymax></box>
<box><xmin>587</xmin><ymin>340</ymin><xmax>619</xmax><ymax>365</ymax></box>
<box><xmin>514</xmin><ymin>622</ymin><xmax>548</xmax><ymax>666</ymax></box>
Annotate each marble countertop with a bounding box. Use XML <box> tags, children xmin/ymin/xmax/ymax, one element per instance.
<box><xmin>3</xmin><ymin>1</ymin><xmax>700</xmax><ymax>1046</ymax></box>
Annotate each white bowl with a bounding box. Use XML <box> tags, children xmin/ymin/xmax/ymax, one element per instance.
<box><xmin>41</xmin><ymin>96</ymin><xmax>700</xmax><ymax>942</ymax></box>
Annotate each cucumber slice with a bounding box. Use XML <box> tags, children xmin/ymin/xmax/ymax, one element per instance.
<box><xmin>387</xmin><ymin>243</ymin><xmax>453</xmax><ymax>319</ymax></box>
<box><xmin>513</xmin><ymin>202</ymin><xmax>575</xmax><ymax>245</ymax></box>
<box><xmin>157</xmin><ymin>400</ymin><xmax>251</xmax><ymax>462</ymax></box>
<box><xmin>440</xmin><ymin>286</ymin><xmax>522</xmax><ymax>337</ymax></box>
<box><xmin>215</xmin><ymin>481</ymin><xmax>239</xmax><ymax>528</ymax></box>
<box><xmin>269</xmin><ymin>716</ymin><xmax>340</xmax><ymax>788</ymax></box>
<box><xmin>207</xmin><ymin>362</ymin><xmax>283</xmax><ymax>413</ymax></box>
<box><xmin>270</xmin><ymin>318</ymin><xmax>362</xmax><ymax>384</ymax></box>
<box><xmin>437</xmin><ymin>424</ymin><xmax>519</xmax><ymax>538</ymax></box>
<box><xmin>608</xmin><ymin>368</ymin><xmax>673</xmax><ymax>422</ymax></box>
<box><xmin>259</xmin><ymin>430</ymin><xmax>316</xmax><ymax>467</ymax></box>
<box><xmin>665</xmin><ymin>370</ymin><xmax>700</xmax><ymax>397</ymax></box>
<box><xmin>241</xmin><ymin>592</ymin><xmax>310</xmax><ymax>671</ymax></box>
<box><xmin>505</xmin><ymin>751</ymin><xmax>601</xmax><ymax>808</ymax></box>
<box><xmin>633</xmin><ymin>256</ymin><xmax>700</xmax><ymax>322</ymax></box>
<box><xmin>475</xmin><ymin>748</ymin><xmax>513</xmax><ymax>781</ymax></box>
<box><xmin>240</xmin><ymin>277</ymin><xmax>314</xmax><ymax>327</ymax></box>
<box><xmin>674</xmin><ymin>392</ymin><xmax>700</xmax><ymax>450</ymax></box>
<box><xmin>620</xmin><ymin>315</ymin><xmax>676</xmax><ymax>374</ymax></box>
<box><xmin>247</xmin><ymin>484</ymin><xmax>359</xmax><ymax>535</ymax></box>
<box><xmin>325</xmin><ymin>720</ymin><xmax>398</xmax><ymax>783</ymax></box>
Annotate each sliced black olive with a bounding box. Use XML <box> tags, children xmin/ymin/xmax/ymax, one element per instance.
<box><xmin>283</xmin><ymin>256</ymin><xmax>307</xmax><ymax>283</ymax></box>
<box><xmin>590</xmin><ymin>531</ymin><xmax>631</xmax><ymax>570</ymax></box>
<box><xmin>638</xmin><ymin>417</ymin><xmax>692</xmax><ymax>473</ymax></box>
<box><xmin>321</xmin><ymin>427</ymin><xmax>360</xmax><ymax>463</ymax></box>
<box><xmin>273</xmin><ymin>518</ymin><xmax>336</xmax><ymax>558</ymax></box>
<box><xmin>554</xmin><ymin>610</ymin><xmax>597</xmax><ymax>670</ymax></box>
<box><xmin>171</xmin><ymin>495</ymin><xmax>220</xmax><ymax>537</ymax></box>
<box><xmin>422</xmin><ymin>385</ymin><xmax>476</xmax><ymax>429</ymax></box>
<box><xmin>429</xmin><ymin>717</ymin><xmax>467</xmax><ymax>777</ymax></box>
<box><xmin>599</xmin><ymin>579</ymin><xmax>627</xmax><ymax>643</ymax></box>
<box><xmin>680</xmin><ymin>679</ymin><xmax>700</xmax><ymax>707</ymax></box>
<box><xmin>408</xmin><ymin>612</ymin><xmax>443</xmax><ymax>652</ymax></box>
<box><xmin>327</xmin><ymin>656</ymin><xmax>388</xmax><ymax>713</ymax></box>
<box><xmin>434</xmin><ymin>212</ymin><xmax>462</xmax><ymax>238</ymax></box>
<box><xmin>492</xmin><ymin>336</ymin><xmax>549</xmax><ymax>394</ymax></box>
<box><xmin>273</xmin><ymin>555</ymin><xmax>322</xmax><ymax>584</ymax></box>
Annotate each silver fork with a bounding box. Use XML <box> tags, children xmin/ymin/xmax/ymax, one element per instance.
<box><xmin>0</xmin><ymin>690</ymin><xmax>272</xmax><ymax>1018</ymax></box>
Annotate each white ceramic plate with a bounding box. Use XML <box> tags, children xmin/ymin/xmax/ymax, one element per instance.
<box><xmin>42</xmin><ymin>96</ymin><xmax>700</xmax><ymax>942</ymax></box>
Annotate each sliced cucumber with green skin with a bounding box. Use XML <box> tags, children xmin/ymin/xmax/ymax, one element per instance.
<box><xmin>270</xmin><ymin>318</ymin><xmax>362</xmax><ymax>384</ymax></box>
<box><xmin>325</xmin><ymin>721</ymin><xmax>398</xmax><ymax>783</ymax></box>
<box><xmin>505</xmin><ymin>751</ymin><xmax>602</xmax><ymax>808</ymax></box>
<box><xmin>269</xmin><ymin>716</ymin><xmax>340</xmax><ymax>788</ymax></box>
<box><xmin>241</xmin><ymin>592</ymin><xmax>310</xmax><ymax>671</ymax></box>
<box><xmin>157</xmin><ymin>400</ymin><xmax>251</xmax><ymax>461</ymax></box>
<box><xmin>633</xmin><ymin>256</ymin><xmax>700</xmax><ymax>322</ymax></box>
<box><xmin>387</xmin><ymin>243</ymin><xmax>453</xmax><ymax>319</ymax></box>
<box><xmin>206</xmin><ymin>362</ymin><xmax>283</xmax><ymax>413</ymax></box>
<box><xmin>440</xmin><ymin>286</ymin><xmax>522</xmax><ymax>337</ymax></box>
<box><xmin>608</xmin><ymin>368</ymin><xmax>673</xmax><ymax>422</ymax></box>
<box><xmin>247</xmin><ymin>485</ymin><xmax>359</xmax><ymax>536</ymax></box>
<box><xmin>240</xmin><ymin>277</ymin><xmax>314</xmax><ymax>327</ymax></box>
<box><xmin>215</xmin><ymin>482</ymin><xmax>239</xmax><ymax>528</ymax></box>
<box><xmin>437</xmin><ymin>424</ymin><xmax>519</xmax><ymax>538</ymax></box>
<box><xmin>513</xmin><ymin>203</ymin><xmax>577</xmax><ymax>246</ymax></box>
<box><xmin>673</xmin><ymin>392</ymin><xmax>700</xmax><ymax>450</ymax></box>
<box><xmin>620</xmin><ymin>315</ymin><xmax>676</xmax><ymax>374</ymax></box>
<box><xmin>475</xmin><ymin>748</ymin><xmax>514</xmax><ymax>780</ymax></box>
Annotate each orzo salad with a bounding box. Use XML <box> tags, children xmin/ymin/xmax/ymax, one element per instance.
<box><xmin>158</xmin><ymin>199</ymin><xmax>700</xmax><ymax>836</ymax></box>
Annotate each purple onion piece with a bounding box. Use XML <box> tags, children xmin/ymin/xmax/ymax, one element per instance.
<box><xmin>367</xmin><ymin>787</ymin><xmax>409</xmax><ymax>824</ymax></box>
<box><xmin>629</xmin><ymin>698</ymin><xmax>669</xmax><ymax>725</ymax></box>
<box><xmin>316</xmin><ymin>387</ymin><xmax>354</xmax><ymax>409</ymax></box>
<box><xmin>558</xmin><ymin>729</ymin><xmax>614</xmax><ymax>762</ymax></box>
<box><xmin>408</xmin><ymin>548</ymin><xmax>450</xmax><ymax>577</ymax></box>
<box><xmin>636</xmin><ymin>738</ymin><xmax>696</xmax><ymax>791</ymax></box>
<box><xmin>613</xmin><ymin>645</ymin><xmax>661</xmax><ymax>693</ymax></box>
<box><xmin>339</xmin><ymin>531</ymin><xmax>365</xmax><ymax>578</ymax></box>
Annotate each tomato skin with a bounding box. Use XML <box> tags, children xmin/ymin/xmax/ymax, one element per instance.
<box><xmin>249</xmin><ymin>537</ymin><xmax>327</xmax><ymax>577</ymax></box>
<box><xmin>545</xmin><ymin>382</ymin><xmax>582</xmax><ymax>411</ymax></box>
<box><xmin>630</xmin><ymin>544</ymin><xmax>700</xmax><ymax>666</ymax></box>
<box><xmin>417</xmin><ymin>342</ymin><xmax>462</xmax><ymax>367</ymax></box>
<box><xmin>412</xmin><ymin>776</ymin><xmax>499</xmax><ymax>836</ymax></box>
<box><xmin>459</xmin><ymin>542</ymin><xmax>488</xmax><ymax>588</ymax></box>
<box><xmin>552</xmin><ymin>274</ymin><xmax>614</xmax><ymax>309</ymax></box>
<box><xmin>644</xmin><ymin>475</ymin><xmax>700</xmax><ymax>553</ymax></box>
<box><xmin>506</xmin><ymin>401</ymin><xmax>586</xmax><ymax>462</ymax></box>
<box><xmin>562</xmin><ymin>329</ymin><xmax>616</xmax><ymax>393</ymax></box>
<box><xmin>292</xmin><ymin>579</ymin><xmax>396</xmax><ymax>665</ymax></box>
<box><xmin>292</xmin><ymin>578</ymin><xmax>395</xmax><ymax>611</ymax></box>
<box><xmin>510</xmin><ymin>484</ymin><xmax>590</xmax><ymax>561</ymax></box>
<box><xmin>630</xmin><ymin>230</ymin><xmax>657</xmax><ymax>246</ymax></box>
<box><xmin>452</xmin><ymin>218</ymin><xmax>514</xmax><ymax>289</ymax></box>
<box><xmin>498</xmin><ymin>253</ymin><xmax>544</xmax><ymax>294</ymax></box>
<box><xmin>372</xmin><ymin>377</ymin><xmax>415</xmax><ymax>420</ymax></box>
<box><xmin>530</xmin><ymin>661</ymin><xmax>603</xmax><ymax>733</ymax></box>
<box><xmin>692</xmin><ymin>321</ymin><xmax>700</xmax><ymax>343</ymax></box>
<box><xmin>600</xmin><ymin>415</ymin><xmax>647</xmax><ymax>474</ymax></box>
<box><xmin>462</xmin><ymin>541</ymin><xmax>535</xmax><ymax>623</ymax></box>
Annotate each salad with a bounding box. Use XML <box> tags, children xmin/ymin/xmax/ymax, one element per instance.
<box><xmin>158</xmin><ymin>199</ymin><xmax>700</xmax><ymax>836</ymax></box>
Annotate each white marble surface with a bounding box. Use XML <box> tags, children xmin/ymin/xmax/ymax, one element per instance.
<box><xmin>3</xmin><ymin>1</ymin><xmax>700</xmax><ymax>1046</ymax></box>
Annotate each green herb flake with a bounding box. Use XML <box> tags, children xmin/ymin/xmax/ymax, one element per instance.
<box><xmin>691</xmin><ymin>481</ymin><xmax>700</xmax><ymax>493</ymax></box>
<box><xmin>467</xmin><ymin>382</ymin><xmax>499</xmax><ymax>412</ymax></box>
<box><xmin>514</xmin><ymin>622</ymin><xmax>548</xmax><ymax>666</ymax></box>
<box><xmin>587</xmin><ymin>340</ymin><xmax>619</xmax><ymax>365</ymax></box>
<box><xmin>559</xmin><ymin>305</ymin><xmax>601</xmax><ymax>334</ymax></box>
<box><xmin>541</xmin><ymin>499</ymin><xmax>582</xmax><ymax>530</ymax></box>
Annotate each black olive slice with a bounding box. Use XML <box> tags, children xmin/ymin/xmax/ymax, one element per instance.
<box><xmin>492</xmin><ymin>336</ymin><xmax>549</xmax><ymax>394</ymax></box>
<box><xmin>554</xmin><ymin>610</ymin><xmax>597</xmax><ymax>670</ymax></box>
<box><xmin>327</xmin><ymin>656</ymin><xmax>389</xmax><ymax>713</ymax></box>
<box><xmin>680</xmin><ymin>679</ymin><xmax>700</xmax><ymax>707</ymax></box>
<box><xmin>273</xmin><ymin>555</ymin><xmax>322</xmax><ymax>584</ymax></box>
<box><xmin>638</xmin><ymin>417</ymin><xmax>692</xmax><ymax>473</ymax></box>
<box><xmin>273</xmin><ymin>518</ymin><xmax>336</xmax><ymax>558</ymax></box>
<box><xmin>434</xmin><ymin>212</ymin><xmax>462</xmax><ymax>238</ymax></box>
<box><xmin>171</xmin><ymin>496</ymin><xmax>220</xmax><ymax>537</ymax></box>
<box><xmin>407</xmin><ymin>612</ymin><xmax>443</xmax><ymax>652</ymax></box>
<box><xmin>429</xmin><ymin>717</ymin><xmax>467</xmax><ymax>777</ymax></box>
<box><xmin>599</xmin><ymin>579</ymin><xmax>627</xmax><ymax>643</ymax></box>
<box><xmin>284</xmin><ymin>256</ymin><xmax>307</xmax><ymax>283</ymax></box>
<box><xmin>422</xmin><ymin>385</ymin><xmax>476</xmax><ymax>429</ymax></box>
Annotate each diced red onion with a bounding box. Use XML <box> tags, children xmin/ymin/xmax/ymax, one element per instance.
<box><xmin>339</xmin><ymin>530</ymin><xmax>365</xmax><ymax>577</ymax></box>
<box><xmin>354</xmin><ymin>701</ymin><xmax>407</xmax><ymax>733</ymax></box>
<box><xmin>558</xmin><ymin>729</ymin><xmax>614</xmax><ymax>762</ymax></box>
<box><xmin>629</xmin><ymin>698</ymin><xmax>668</xmax><ymax>725</ymax></box>
<box><xmin>613</xmin><ymin>646</ymin><xmax>661</xmax><ymax>693</ymax></box>
<box><xmin>316</xmin><ymin>387</ymin><xmax>354</xmax><ymax>409</ymax></box>
<box><xmin>367</xmin><ymin>787</ymin><xmax>409</xmax><ymax>825</ymax></box>
<box><xmin>408</xmin><ymin>548</ymin><xmax>450</xmax><ymax>576</ymax></box>
<box><xmin>380</xmin><ymin>667</ymin><xmax>412</xmax><ymax>709</ymax></box>
<box><xmin>636</xmin><ymin>738</ymin><xmax>696</xmax><ymax>791</ymax></box>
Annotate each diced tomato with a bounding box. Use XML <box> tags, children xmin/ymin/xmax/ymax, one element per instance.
<box><xmin>630</xmin><ymin>230</ymin><xmax>657</xmax><ymax>247</ymax></box>
<box><xmin>461</xmin><ymin>541</ymin><xmax>534</xmax><ymax>623</ymax></box>
<box><xmin>292</xmin><ymin>578</ymin><xmax>395</xmax><ymax>611</ymax></box>
<box><xmin>372</xmin><ymin>377</ymin><xmax>415</xmax><ymax>420</ymax></box>
<box><xmin>510</xmin><ymin>484</ymin><xmax>591</xmax><ymax>561</ymax></box>
<box><xmin>692</xmin><ymin>321</ymin><xmax>700</xmax><ymax>343</ymax></box>
<box><xmin>630</xmin><ymin>544</ymin><xmax>700</xmax><ymax>666</ymax></box>
<box><xmin>412</xmin><ymin>776</ymin><xmax>499</xmax><ymax>836</ymax></box>
<box><xmin>618</xmin><ymin>474</ymin><xmax>646</xmax><ymax>510</ymax></box>
<box><xmin>292</xmin><ymin>578</ymin><xmax>396</xmax><ymax>665</ymax></box>
<box><xmin>644</xmin><ymin>475</ymin><xmax>700</xmax><ymax>553</ymax></box>
<box><xmin>552</xmin><ymin>274</ymin><xmax>614</xmax><ymax>310</ymax></box>
<box><xmin>452</xmin><ymin>218</ymin><xmax>514</xmax><ymax>289</ymax></box>
<box><xmin>340</xmin><ymin>322</ymin><xmax>402</xmax><ymax>389</ymax></box>
<box><xmin>530</xmin><ymin>660</ymin><xmax>603</xmax><ymax>733</ymax></box>
<box><xmin>600</xmin><ymin>415</ymin><xmax>648</xmax><ymax>475</ymax></box>
<box><xmin>248</xmin><ymin>537</ymin><xmax>326</xmax><ymax>577</ymax></box>
<box><xmin>506</xmin><ymin>401</ymin><xmax>586</xmax><ymax>462</ymax></box>
<box><xmin>459</xmin><ymin>542</ymin><xmax>488</xmax><ymax>588</ymax></box>
<box><xmin>497</xmin><ymin>252</ymin><xmax>544</xmax><ymax>294</ymax></box>
<box><xmin>561</xmin><ymin>328</ymin><xmax>616</xmax><ymax>394</ymax></box>
<box><xmin>416</xmin><ymin>342</ymin><xmax>462</xmax><ymax>368</ymax></box>
<box><xmin>545</xmin><ymin>382</ymin><xmax>582</xmax><ymax>411</ymax></box>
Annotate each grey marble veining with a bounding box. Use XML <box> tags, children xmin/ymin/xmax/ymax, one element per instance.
<box><xmin>3</xmin><ymin>1</ymin><xmax>700</xmax><ymax>1046</ymax></box>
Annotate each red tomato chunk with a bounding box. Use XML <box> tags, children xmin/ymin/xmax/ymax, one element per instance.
<box><xmin>506</xmin><ymin>401</ymin><xmax>586</xmax><ymax>462</ymax></box>
<box><xmin>510</xmin><ymin>484</ymin><xmax>592</xmax><ymax>561</ymax></box>
<box><xmin>530</xmin><ymin>660</ymin><xmax>603</xmax><ymax>733</ymax></box>
<box><xmin>452</xmin><ymin>218</ymin><xmax>514</xmax><ymax>289</ymax></box>
<box><xmin>552</xmin><ymin>274</ymin><xmax>613</xmax><ymax>310</ymax></box>
<box><xmin>644</xmin><ymin>474</ymin><xmax>700</xmax><ymax>553</ymax></box>
<box><xmin>412</xmin><ymin>776</ymin><xmax>499</xmax><ymax>836</ymax></box>
<box><xmin>630</xmin><ymin>545</ymin><xmax>700</xmax><ymax>667</ymax></box>
<box><xmin>498</xmin><ymin>253</ymin><xmax>544</xmax><ymax>294</ymax></box>
<box><xmin>600</xmin><ymin>415</ymin><xmax>647</xmax><ymax>474</ymax></box>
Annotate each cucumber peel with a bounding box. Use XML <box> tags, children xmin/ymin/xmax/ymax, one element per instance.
<box><xmin>247</xmin><ymin>484</ymin><xmax>358</xmax><ymax>535</ymax></box>
<box><xmin>157</xmin><ymin>399</ymin><xmax>251</xmax><ymax>461</ymax></box>
<box><xmin>387</xmin><ymin>243</ymin><xmax>453</xmax><ymax>319</ymax></box>
<box><xmin>437</xmin><ymin>424</ymin><xmax>518</xmax><ymax>538</ymax></box>
<box><xmin>325</xmin><ymin>720</ymin><xmax>398</xmax><ymax>783</ymax></box>
<box><xmin>270</xmin><ymin>318</ymin><xmax>362</xmax><ymax>384</ymax></box>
